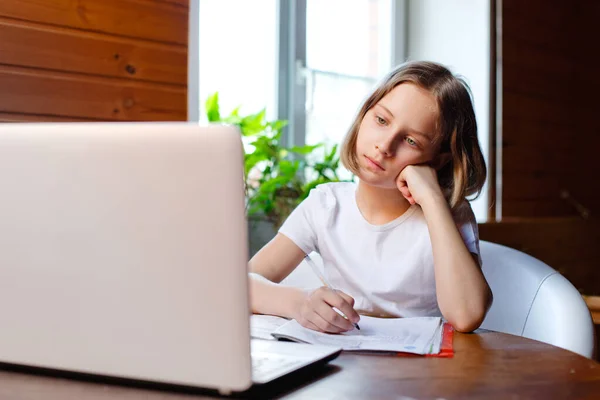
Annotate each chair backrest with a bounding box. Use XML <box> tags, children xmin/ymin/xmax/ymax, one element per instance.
<box><xmin>480</xmin><ymin>240</ymin><xmax>595</xmax><ymax>359</ymax></box>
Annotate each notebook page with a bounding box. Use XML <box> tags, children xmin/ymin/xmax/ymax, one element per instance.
<box><xmin>272</xmin><ymin>316</ymin><xmax>442</xmax><ymax>354</ymax></box>
<box><xmin>424</xmin><ymin>322</ymin><xmax>444</xmax><ymax>354</ymax></box>
<box><xmin>250</xmin><ymin>315</ymin><xmax>289</xmax><ymax>340</ymax></box>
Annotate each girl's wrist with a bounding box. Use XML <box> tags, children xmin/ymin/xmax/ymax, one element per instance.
<box><xmin>281</xmin><ymin>286</ymin><xmax>309</xmax><ymax>320</ymax></box>
<box><xmin>419</xmin><ymin>191</ymin><xmax>447</xmax><ymax>213</ymax></box>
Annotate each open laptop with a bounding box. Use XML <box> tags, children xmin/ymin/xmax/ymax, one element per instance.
<box><xmin>0</xmin><ymin>122</ymin><xmax>341</xmax><ymax>395</ymax></box>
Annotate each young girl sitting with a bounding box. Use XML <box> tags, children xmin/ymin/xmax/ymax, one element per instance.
<box><xmin>249</xmin><ymin>60</ymin><xmax>492</xmax><ymax>333</ymax></box>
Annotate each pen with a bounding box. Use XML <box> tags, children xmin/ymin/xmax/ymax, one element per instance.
<box><xmin>303</xmin><ymin>254</ymin><xmax>360</xmax><ymax>330</ymax></box>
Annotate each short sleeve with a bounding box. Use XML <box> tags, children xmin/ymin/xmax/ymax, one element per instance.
<box><xmin>278</xmin><ymin>189</ymin><xmax>320</xmax><ymax>255</ymax></box>
<box><xmin>453</xmin><ymin>201</ymin><xmax>482</xmax><ymax>266</ymax></box>
<box><xmin>278</xmin><ymin>184</ymin><xmax>339</xmax><ymax>255</ymax></box>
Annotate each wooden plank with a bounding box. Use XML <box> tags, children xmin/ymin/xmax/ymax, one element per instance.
<box><xmin>502</xmin><ymin>173</ymin><xmax>597</xmax><ymax>205</ymax></box>
<box><xmin>0</xmin><ymin>112</ymin><xmax>103</xmax><ymax>122</ymax></box>
<box><xmin>158</xmin><ymin>0</ymin><xmax>189</xmax><ymax>7</ymax></box>
<box><xmin>503</xmin><ymin>63</ymin><xmax>599</xmax><ymax>104</ymax></box>
<box><xmin>501</xmin><ymin>200</ymin><xmax>578</xmax><ymax>219</ymax></box>
<box><xmin>0</xmin><ymin>18</ymin><xmax>186</xmax><ymax>85</ymax></box>
<box><xmin>502</xmin><ymin>118</ymin><xmax>596</xmax><ymax>148</ymax></box>
<box><xmin>501</xmin><ymin>146</ymin><xmax>596</xmax><ymax>174</ymax></box>
<box><xmin>0</xmin><ymin>0</ymin><xmax>188</xmax><ymax>45</ymax></box>
<box><xmin>0</xmin><ymin>65</ymin><xmax>186</xmax><ymax>121</ymax></box>
<box><xmin>500</xmin><ymin>1</ymin><xmax>600</xmax><ymax>220</ymax></box>
<box><xmin>502</xmin><ymin>92</ymin><xmax>595</xmax><ymax>126</ymax></box>
<box><xmin>502</xmin><ymin>7</ymin><xmax>574</xmax><ymax>54</ymax></box>
<box><xmin>503</xmin><ymin>38</ymin><xmax>575</xmax><ymax>77</ymax></box>
<box><xmin>584</xmin><ymin>296</ymin><xmax>600</xmax><ymax>313</ymax></box>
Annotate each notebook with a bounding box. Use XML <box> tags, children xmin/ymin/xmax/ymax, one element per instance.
<box><xmin>252</xmin><ymin>315</ymin><xmax>451</xmax><ymax>356</ymax></box>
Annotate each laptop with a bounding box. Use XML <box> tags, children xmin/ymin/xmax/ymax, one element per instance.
<box><xmin>0</xmin><ymin>122</ymin><xmax>341</xmax><ymax>395</ymax></box>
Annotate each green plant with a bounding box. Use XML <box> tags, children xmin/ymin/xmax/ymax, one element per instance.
<box><xmin>204</xmin><ymin>92</ymin><xmax>344</xmax><ymax>229</ymax></box>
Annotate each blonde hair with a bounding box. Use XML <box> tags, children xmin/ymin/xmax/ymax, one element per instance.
<box><xmin>340</xmin><ymin>60</ymin><xmax>487</xmax><ymax>211</ymax></box>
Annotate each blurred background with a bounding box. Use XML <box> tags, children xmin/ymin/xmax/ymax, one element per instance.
<box><xmin>0</xmin><ymin>0</ymin><xmax>598</xmax><ymax>351</ymax></box>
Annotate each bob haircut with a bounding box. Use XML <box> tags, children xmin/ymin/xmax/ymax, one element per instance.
<box><xmin>340</xmin><ymin>60</ymin><xmax>487</xmax><ymax>212</ymax></box>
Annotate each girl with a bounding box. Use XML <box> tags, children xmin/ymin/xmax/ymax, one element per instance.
<box><xmin>248</xmin><ymin>61</ymin><xmax>492</xmax><ymax>333</ymax></box>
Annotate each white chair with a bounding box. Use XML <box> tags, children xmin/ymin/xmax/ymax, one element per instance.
<box><xmin>479</xmin><ymin>240</ymin><xmax>595</xmax><ymax>359</ymax></box>
<box><xmin>280</xmin><ymin>241</ymin><xmax>596</xmax><ymax>359</ymax></box>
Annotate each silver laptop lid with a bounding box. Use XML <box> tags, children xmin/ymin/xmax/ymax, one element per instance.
<box><xmin>0</xmin><ymin>122</ymin><xmax>252</xmax><ymax>390</ymax></box>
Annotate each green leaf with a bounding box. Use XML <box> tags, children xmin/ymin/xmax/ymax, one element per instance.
<box><xmin>244</xmin><ymin>152</ymin><xmax>269</xmax><ymax>175</ymax></box>
<box><xmin>267</xmin><ymin>120</ymin><xmax>288</xmax><ymax>132</ymax></box>
<box><xmin>223</xmin><ymin>106</ymin><xmax>242</xmax><ymax>125</ymax></box>
<box><xmin>205</xmin><ymin>92</ymin><xmax>221</xmax><ymax>122</ymax></box>
<box><xmin>256</xmin><ymin>176</ymin><xmax>290</xmax><ymax>194</ymax></box>
<box><xmin>289</xmin><ymin>143</ymin><xmax>323</xmax><ymax>155</ymax></box>
<box><xmin>251</xmin><ymin>136</ymin><xmax>277</xmax><ymax>159</ymax></box>
<box><xmin>278</xmin><ymin>160</ymin><xmax>300</xmax><ymax>178</ymax></box>
<box><xmin>240</xmin><ymin>109</ymin><xmax>267</xmax><ymax>136</ymax></box>
<box><xmin>325</xmin><ymin>144</ymin><xmax>338</xmax><ymax>162</ymax></box>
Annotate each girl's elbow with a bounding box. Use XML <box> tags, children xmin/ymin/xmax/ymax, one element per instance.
<box><xmin>449</xmin><ymin>302</ymin><xmax>490</xmax><ymax>333</ymax></box>
<box><xmin>451</xmin><ymin>312</ymin><xmax>485</xmax><ymax>333</ymax></box>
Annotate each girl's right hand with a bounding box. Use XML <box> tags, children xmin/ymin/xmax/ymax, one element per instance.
<box><xmin>295</xmin><ymin>287</ymin><xmax>361</xmax><ymax>333</ymax></box>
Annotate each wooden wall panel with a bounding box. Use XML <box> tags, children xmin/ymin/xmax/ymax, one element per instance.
<box><xmin>501</xmin><ymin>0</ymin><xmax>600</xmax><ymax>219</ymax></box>
<box><xmin>0</xmin><ymin>0</ymin><xmax>188</xmax><ymax>122</ymax></box>
<box><xmin>0</xmin><ymin>0</ymin><xmax>188</xmax><ymax>44</ymax></box>
<box><xmin>0</xmin><ymin>66</ymin><xmax>186</xmax><ymax>121</ymax></box>
<box><xmin>489</xmin><ymin>1</ymin><xmax>599</xmax><ymax>302</ymax></box>
<box><xmin>0</xmin><ymin>17</ymin><xmax>187</xmax><ymax>85</ymax></box>
<box><xmin>0</xmin><ymin>112</ymin><xmax>102</xmax><ymax>122</ymax></box>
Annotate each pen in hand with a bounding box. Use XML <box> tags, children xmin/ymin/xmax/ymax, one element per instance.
<box><xmin>303</xmin><ymin>254</ymin><xmax>360</xmax><ymax>330</ymax></box>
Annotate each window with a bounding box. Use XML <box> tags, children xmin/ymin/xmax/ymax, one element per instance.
<box><xmin>198</xmin><ymin>0</ymin><xmax>278</xmax><ymax>121</ymax></box>
<box><xmin>194</xmin><ymin>0</ymin><xmax>491</xmax><ymax>221</ymax></box>
<box><xmin>304</xmin><ymin>0</ymin><xmax>393</xmax><ymax>165</ymax></box>
<box><xmin>280</xmin><ymin>0</ymin><xmax>394</xmax><ymax>180</ymax></box>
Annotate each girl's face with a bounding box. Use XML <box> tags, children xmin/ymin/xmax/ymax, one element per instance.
<box><xmin>355</xmin><ymin>83</ymin><xmax>442</xmax><ymax>189</ymax></box>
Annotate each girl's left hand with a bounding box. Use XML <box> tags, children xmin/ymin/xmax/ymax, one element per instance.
<box><xmin>396</xmin><ymin>165</ymin><xmax>444</xmax><ymax>206</ymax></box>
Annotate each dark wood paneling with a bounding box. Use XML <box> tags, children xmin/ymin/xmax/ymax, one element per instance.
<box><xmin>501</xmin><ymin>201</ymin><xmax>584</xmax><ymax>220</ymax></box>
<box><xmin>0</xmin><ymin>65</ymin><xmax>186</xmax><ymax>121</ymax></box>
<box><xmin>0</xmin><ymin>18</ymin><xmax>187</xmax><ymax>85</ymax></box>
<box><xmin>502</xmin><ymin>175</ymin><xmax>595</xmax><ymax>203</ymax></box>
<box><xmin>479</xmin><ymin>218</ymin><xmax>600</xmax><ymax>296</ymax></box>
<box><xmin>491</xmin><ymin>0</ymin><xmax>598</xmax><ymax>301</ymax></box>
<box><xmin>501</xmin><ymin>0</ymin><xmax>600</xmax><ymax>218</ymax></box>
<box><xmin>503</xmin><ymin>92</ymin><xmax>572</xmax><ymax>126</ymax></box>
<box><xmin>0</xmin><ymin>0</ymin><xmax>188</xmax><ymax>44</ymax></box>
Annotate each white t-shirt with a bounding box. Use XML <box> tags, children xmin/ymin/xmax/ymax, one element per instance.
<box><xmin>279</xmin><ymin>182</ymin><xmax>480</xmax><ymax>318</ymax></box>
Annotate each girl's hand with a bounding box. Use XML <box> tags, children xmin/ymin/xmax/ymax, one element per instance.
<box><xmin>295</xmin><ymin>287</ymin><xmax>360</xmax><ymax>333</ymax></box>
<box><xmin>396</xmin><ymin>164</ymin><xmax>444</xmax><ymax>206</ymax></box>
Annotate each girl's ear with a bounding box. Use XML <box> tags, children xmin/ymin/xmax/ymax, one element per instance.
<box><xmin>432</xmin><ymin>152</ymin><xmax>452</xmax><ymax>170</ymax></box>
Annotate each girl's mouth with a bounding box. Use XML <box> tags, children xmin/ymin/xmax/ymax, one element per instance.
<box><xmin>364</xmin><ymin>155</ymin><xmax>385</xmax><ymax>171</ymax></box>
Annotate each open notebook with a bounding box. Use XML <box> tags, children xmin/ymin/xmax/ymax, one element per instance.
<box><xmin>251</xmin><ymin>315</ymin><xmax>446</xmax><ymax>355</ymax></box>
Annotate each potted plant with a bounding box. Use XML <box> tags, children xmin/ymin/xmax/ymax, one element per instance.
<box><xmin>204</xmin><ymin>92</ymin><xmax>347</xmax><ymax>254</ymax></box>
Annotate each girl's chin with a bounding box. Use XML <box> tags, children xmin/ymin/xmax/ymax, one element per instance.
<box><xmin>356</xmin><ymin>171</ymin><xmax>397</xmax><ymax>190</ymax></box>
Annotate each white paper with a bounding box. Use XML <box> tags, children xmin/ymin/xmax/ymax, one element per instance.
<box><xmin>272</xmin><ymin>316</ymin><xmax>443</xmax><ymax>354</ymax></box>
<box><xmin>250</xmin><ymin>314</ymin><xmax>290</xmax><ymax>340</ymax></box>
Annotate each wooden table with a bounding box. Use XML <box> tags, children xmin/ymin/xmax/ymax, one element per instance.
<box><xmin>1</xmin><ymin>330</ymin><xmax>599</xmax><ymax>399</ymax></box>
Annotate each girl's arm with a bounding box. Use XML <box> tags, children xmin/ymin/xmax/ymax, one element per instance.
<box><xmin>249</xmin><ymin>233</ymin><xmax>360</xmax><ymax>332</ymax></box>
<box><xmin>248</xmin><ymin>233</ymin><xmax>307</xmax><ymax>318</ymax></box>
<box><xmin>420</xmin><ymin>195</ymin><xmax>492</xmax><ymax>333</ymax></box>
<box><xmin>397</xmin><ymin>165</ymin><xmax>492</xmax><ymax>332</ymax></box>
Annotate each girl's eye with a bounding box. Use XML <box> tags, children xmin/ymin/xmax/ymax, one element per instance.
<box><xmin>375</xmin><ymin>116</ymin><xmax>387</xmax><ymax>125</ymax></box>
<box><xmin>405</xmin><ymin>137</ymin><xmax>417</xmax><ymax>147</ymax></box>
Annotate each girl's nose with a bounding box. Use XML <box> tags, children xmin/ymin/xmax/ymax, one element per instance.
<box><xmin>375</xmin><ymin>143</ymin><xmax>391</xmax><ymax>157</ymax></box>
